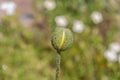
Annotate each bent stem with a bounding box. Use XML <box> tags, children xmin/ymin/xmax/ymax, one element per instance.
<box><xmin>56</xmin><ymin>51</ymin><xmax>61</xmax><ymax>80</ymax></box>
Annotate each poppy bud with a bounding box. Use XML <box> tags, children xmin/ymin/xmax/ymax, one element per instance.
<box><xmin>51</xmin><ymin>27</ymin><xmax>73</xmax><ymax>52</ymax></box>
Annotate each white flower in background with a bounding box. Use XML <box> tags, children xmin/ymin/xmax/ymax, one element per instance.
<box><xmin>55</xmin><ymin>16</ymin><xmax>68</xmax><ymax>27</ymax></box>
<box><xmin>2</xmin><ymin>64</ymin><xmax>8</xmax><ymax>71</ymax></box>
<box><xmin>104</xmin><ymin>42</ymin><xmax>120</xmax><ymax>62</ymax></box>
<box><xmin>91</xmin><ymin>11</ymin><xmax>103</xmax><ymax>24</ymax></box>
<box><xmin>110</xmin><ymin>42</ymin><xmax>120</xmax><ymax>52</ymax></box>
<box><xmin>44</xmin><ymin>0</ymin><xmax>56</xmax><ymax>10</ymax></box>
<box><xmin>0</xmin><ymin>1</ymin><xmax>16</xmax><ymax>15</ymax></box>
<box><xmin>72</xmin><ymin>20</ymin><xmax>85</xmax><ymax>33</ymax></box>
<box><xmin>104</xmin><ymin>49</ymin><xmax>117</xmax><ymax>62</ymax></box>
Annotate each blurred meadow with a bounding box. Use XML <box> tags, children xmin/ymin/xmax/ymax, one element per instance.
<box><xmin>0</xmin><ymin>0</ymin><xmax>120</xmax><ymax>80</ymax></box>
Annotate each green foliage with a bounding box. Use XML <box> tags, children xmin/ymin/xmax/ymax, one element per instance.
<box><xmin>0</xmin><ymin>0</ymin><xmax>120</xmax><ymax>80</ymax></box>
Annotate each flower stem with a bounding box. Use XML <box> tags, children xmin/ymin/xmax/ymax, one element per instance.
<box><xmin>56</xmin><ymin>51</ymin><xmax>61</xmax><ymax>80</ymax></box>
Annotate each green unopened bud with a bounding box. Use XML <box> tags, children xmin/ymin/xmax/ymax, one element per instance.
<box><xmin>51</xmin><ymin>27</ymin><xmax>73</xmax><ymax>52</ymax></box>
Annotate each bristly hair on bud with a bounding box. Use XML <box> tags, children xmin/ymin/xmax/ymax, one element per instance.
<box><xmin>51</xmin><ymin>27</ymin><xmax>73</xmax><ymax>52</ymax></box>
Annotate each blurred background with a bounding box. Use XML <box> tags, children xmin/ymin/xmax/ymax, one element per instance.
<box><xmin>0</xmin><ymin>0</ymin><xmax>120</xmax><ymax>80</ymax></box>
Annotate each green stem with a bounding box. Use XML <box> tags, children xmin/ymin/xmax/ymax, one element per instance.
<box><xmin>56</xmin><ymin>51</ymin><xmax>61</xmax><ymax>80</ymax></box>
